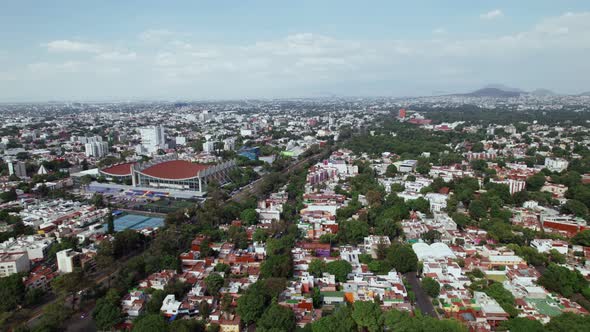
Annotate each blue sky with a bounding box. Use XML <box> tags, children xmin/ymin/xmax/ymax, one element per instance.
<box><xmin>1</xmin><ymin>1</ymin><xmax>589</xmax><ymax>101</ymax></box>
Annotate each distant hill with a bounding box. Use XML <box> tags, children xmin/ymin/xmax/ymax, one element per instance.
<box><xmin>579</xmin><ymin>91</ymin><xmax>590</xmax><ymax>97</ymax></box>
<box><xmin>530</xmin><ymin>88</ymin><xmax>556</xmax><ymax>96</ymax></box>
<box><xmin>483</xmin><ymin>84</ymin><xmax>525</xmax><ymax>93</ymax></box>
<box><xmin>455</xmin><ymin>87</ymin><xmax>521</xmax><ymax>98</ymax></box>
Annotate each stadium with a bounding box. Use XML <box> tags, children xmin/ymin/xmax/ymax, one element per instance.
<box><xmin>99</xmin><ymin>155</ymin><xmax>236</xmax><ymax>194</ymax></box>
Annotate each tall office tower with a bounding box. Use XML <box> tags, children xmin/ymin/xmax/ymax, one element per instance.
<box><xmin>85</xmin><ymin>141</ymin><xmax>109</xmax><ymax>158</ymax></box>
<box><xmin>139</xmin><ymin>125</ymin><xmax>166</xmax><ymax>154</ymax></box>
<box><xmin>8</xmin><ymin>160</ymin><xmax>27</xmax><ymax>178</ymax></box>
<box><xmin>203</xmin><ymin>140</ymin><xmax>216</xmax><ymax>153</ymax></box>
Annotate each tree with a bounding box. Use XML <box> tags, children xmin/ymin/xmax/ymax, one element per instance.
<box><xmin>146</xmin><ymin>290</ymin><xmax>166</xmax><ymax>314</ymax></box>
<box><xmin>500</xmin><ymin>318</ymin><xmax>545</xmax><ymax>332</ymax></box>
<box><xmin>548</xmin><ymin>249</ymin><xmax>566</xmax><ymax>264</ymax></box>
<box><xmin>257</xmin><ymin>301</ymin><xmax>296</xmax><ymax>332</ymax></box>
<box><xmin>262</xmin><ymin>278</ymin><xmax>288</xmax><ymax>299</ymax></box>
<box><xmin>106</xmin><ymin>210</ymin><xmax>115</xmax><ymax>234</ymax></box>
<box><xmin>338</xmin><ymin>220</ymin><xmax>369</xmax><ymax>245</ymax></box>
<box><xmin>311</xmin><ymin>305</ymin><xmax>357</xmax><ymax>332</ymax></box>
<box><xmin>214</xmin><ymin>263</ymin><xmax>231</xmax><ymax>274</ymax></box>
<box><xmin>390</xmin><ymin>183</ymin><xmax>405</xmax><ymax>193</ymax></box>
<box><xmin>572</xmin><ymin>230</ymin><xmax>590</xmax><ymax>247</ymax></box>
<box><xmin>526</xmin><ymin>173</ymin><xmax>546</xmax><ymax>191</ymax></box>
<box><xmin>407</xmin><ymin>197</ymin><xmax>430</xmax><ymax>213</ymax></box>
<box><xmin>351</xmin><ymin>301</ymin><xmax>383</xmax><ymax>332</ymax></box>
<box><xmin>132</xmin><ymin>313</ymin><xmax>168</xmax><ymax>332</ymax></box>
<box><xmin>468</xmin><ymin>200</ymin><xmax>487</xmax><ymax>220</ymax></box>
<box><xmin>383</xmin><ymin>309</ymin><xmax>466</xmax><ymax>332</ymax></box>
<box><xmin>169</xmin><ymin>320</ymin><xmax>206</xmax><ymax>332</ymax></box>
<box><xmin>386</xmin><ymin>244</ymin><xmax>418</xmax><ymax>273</ymax></box>
<box><xmin>421</xmin><ymin>277</ymin><xmax>440</xmax><ymax>298</ymax></box>
<box><xmin>484</xmin><ymin>283</ymin><xmax>518</xmax><ymax>317</ymax></box>
<box><xmin>0</xmin><ymin>187</ymin><xmax>18</xmax><ymax>202</ymax></box>
<box><xmin>253</xmin><ymin>229</ymin><xmax>268</xmax><ymax>243</ymax></box>
<box><xmin>366</xmin><ymin>190</ymin><xmax>383</xmax><ymax>207</ymax></box>
<box><xmin>326</xmin><ymin>260</ymin><xmax>353</xmax><ymax>283</ymax></box>
<box><xmin>538</xmin><ymin>263</ymin><xmax>588</xmax><ymax>298</ymax></box>
<box><xmin>546</xmin><ymin>312</ymin><xmax>590</xmax><ymax>332</ymax></box>
<box><xmin>421</xmin><ymin>230</ymin><xmax>441</xmax><ymax>244</ymax></box>
<box><xmin>93</xmin><ymin>297</ymin><xmax>123</xmax><ymax>330</ymax></box>
<box><xmin>237</xmin><ymin>283</ymin><xmax>270</xmax><ymax>324</ymax></box>
<box><xmin>385</xmin><ymin>164</ymin><xmax>397</xmax><ymax>177</ymax></box>
<box><xmin>240</xmin><ymin>208</ymin><xmax>258</xmax><ymax>225</ymax></box>
<box><xmin>37</xmin><ymin>301</ymin><xmax>72</xmax><ymax>331</ymax></box>
<box><xmin>260</xmin><ymin>254</ymin><xmax>293</xmax><ymax>278</ymax></box>
<box><xmin>0</xmin><ymin>273</ymin><xmax>25</xmax><ymax>312</ymax></box>
<box><xmin>51</xmin><ymin>270</ymin><xmax>84</xmax><ymax>309</ymax></box>
<box><xmin>308</xmin><ymin>259</ymin><xmax>327</xmax><ymax>278</ymax></box>
<box><xmin>199</xmin><ymin>300</ymin><xmax>211</xmax><ymax>318</ymax></box>
<box><xmin>200</xmin><ymin>238</ymin><xmax>213</xmax><ymax>258</ymax></box>
<box><xmin>205</xmin><ymin>273</ymin><xmax>224</xmax><ymax>297</ymax></box>
<box><xmin>96</xmin><ymin>240</ymin><xmax>115</xmax><ymax>270</ymax></box>
<box><xmin>562</xmin><ymin>199</ymin><xmax>588</xmax><ymax>218</ymax></box>
<box><xmin>91</xmin><ymin>193</ymin><xmax>106</xmax><ymax>208</ymax></box>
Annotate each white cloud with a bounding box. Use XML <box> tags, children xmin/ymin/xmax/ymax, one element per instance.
<box><xmin>139</xmin><ymin>29</ymin><xmax>174</xmax><ymax>42</ymax></box>
<box><xmin>480</xmin><ymin>9</ymin><xmax>504</xmax><ymax>20</ymax></box>
<box><xmin>95</xmin><ymin>51</ymin><xmax>137</xmax><ymax>61</ymax></box>
<box><xmin>433</xmin><ymin>28</ymin><xmax>447</xmax><ymax>35</ymax></box>
<box><xmin>44</xmin><ymin>40</ymin><xmax>101</xmax><ymax>53</ymax></box>
<box><xmin>14</xmin><ymin>11</ymin><xmax>590</xmax><ymax>99</ymax></box>
<box><xmin>28</xmin><ymin>61</ymin><xmax>83</xmax><ymax>73</ymax></box>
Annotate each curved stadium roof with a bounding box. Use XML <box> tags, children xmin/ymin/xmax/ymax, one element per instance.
<box><xmin>100</xmin><ymin>162</ymin><xmax>135</xmax><ymax>176</ymax></box>
<box><xmin>139</xmin><ymin>160</ymin><xmax>210</xmax><ymax>180</ymax></box>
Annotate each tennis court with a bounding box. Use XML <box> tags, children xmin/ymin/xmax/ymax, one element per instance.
<box><xmin>105</xmin><ymin>213</ymin><xmax>165</xmax><ymax>232</ymax></box>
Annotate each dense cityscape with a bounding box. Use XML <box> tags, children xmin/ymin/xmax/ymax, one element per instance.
<box><xmin>0</xmin><ymin>93</ymin><xmax>589</xmax><ymax>332</ymax></box>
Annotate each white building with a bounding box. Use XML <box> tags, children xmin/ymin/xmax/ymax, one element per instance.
<box><xmin>240</xmin><ymin>128</ymin><xmax>255</xmax><ymax>137</ymax></box>
<box><xmin>85</xmin><ymin>141</ymin><xmax>109</xmax><ymax>158</ymax></box>
<box><xmin>0</xmin><ymin>252</ymin><xmax>30</xmax><ymax>277</ymax></box>
<box><xmin>340</xmin><ymin>247</ymin><xmax>361</xmax><ymax>266</ymax></box>
<box><xmin>530</xmin><ymin>239</ymin><xmax>568</xmax><ymax>255</ymax></box>
<box><xmin>363</xmin><ymin>235</ymin><xmax>391</xmax><ymax>258</ymax></box>
<box><xmin>203</xmin><ymin>140</ymin><xmax>216</xmax><ymax>154</ymax></box>
<box><xmin>544</xmin><ymin>158</ymin><xmax>569</xmax><ymax>173</ymax></box>
<box><xmin>223</xmin><ymin>137</ymin><xmax>236</xmax><ymax>151</ymax></box>
<box><xmin>397</xmin><ymin>160</ymin><xmax>417</xmax><ymax>173</ymax></box>
<box><xmin>160</xmin><ymin>294</ymin><xmax>182</xmax><ymax>316</ymax></box>
<box><xmin>8</xmin><ymin>160</ymin><xmax>27</xmax><ymax>178</ymax></box>
<box><xmin>139</xmin><ymin>125</ymin><xmax>166</xmax><ymax>154</ymax></box>
<box><xmin>0</xmin><ymin>235</ymin><xmax>54</xmax><ymax>260</ymax></box>
<box><xmin>490</xmin><ymin>178</ymin><xmax>526</xmax><ymax>194</ymax></box>
<box><xmin>412</xmin><ymin>242</ymin><xmax>456</xmax><ymax>261</ymax></box>
<box><xmin>175</xmin><ymin>136</ymin><xmax>187</xmax><ymax>146</ymax></box>
<box><xmin>425</xmin><ymin>193</ymin><xmax>447</xmax><ymax>213</ymax></box>
<box><xmin>56</xmin><ymin>248</ymin><xmax>80</xmax><ymax>273</ymax></box>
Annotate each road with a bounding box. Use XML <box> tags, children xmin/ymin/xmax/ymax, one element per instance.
<box><xmin>22</xmin><ymin>249</ymin><xmax>140</xmax><ymax>330</ymax></box>
<box><xmin>404</xmin><ymin>272</ymin><xmax>437</xmax><ymax>318</ymax></box>
<box><xmin>231</xmin><ymin>150</ymin><xmax>328</xmax><ymax>203</ymax></box>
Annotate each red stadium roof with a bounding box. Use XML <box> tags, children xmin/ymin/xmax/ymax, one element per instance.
<box><xmin>139</xmin><ymin>160</ymin><xmax>210</xmax><ymax>180</ymax></box>
<box><xmin>101</xmin><ymin>163</ymin><xmax>135</xmax><ymax>176</ymax></box>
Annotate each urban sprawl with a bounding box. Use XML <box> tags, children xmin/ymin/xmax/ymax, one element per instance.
<box><xmin>1</xmin><ymin>94</ymin><xmax>590</xmax><ymax>332</ymax></box>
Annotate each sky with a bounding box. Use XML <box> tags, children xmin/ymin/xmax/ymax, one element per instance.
<box><xmin>0</xmin><ymin>0</ymin><xmax>589</xmax><ymax>101</ymax></box>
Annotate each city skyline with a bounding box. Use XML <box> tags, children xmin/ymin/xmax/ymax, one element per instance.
<box><xmin>1</xmin><ymin>1</ymin><xmax>590</xmax><ymax>101</ymax></box>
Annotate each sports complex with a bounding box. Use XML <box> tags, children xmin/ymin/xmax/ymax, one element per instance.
<box><xmin>95</xmin><ymin>156</ymin><xmax>237</xmax><ymax>198</ymax></box>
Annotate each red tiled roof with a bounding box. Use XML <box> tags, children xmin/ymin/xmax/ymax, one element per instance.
<box><xmin>139</xmin><ymin>160</ymin><xmax>210</xmax><ymax>180</ymax></box>
<box><xmin>101</xmin><ymin>162</ymin><xmax>135</xmax><ymax>176</ymax></box>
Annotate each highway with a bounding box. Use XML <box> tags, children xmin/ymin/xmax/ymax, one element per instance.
<box><xmin>230</xmin><ymin>150</ymin><xmax>328</xmax><ymax>203</ymax></box>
